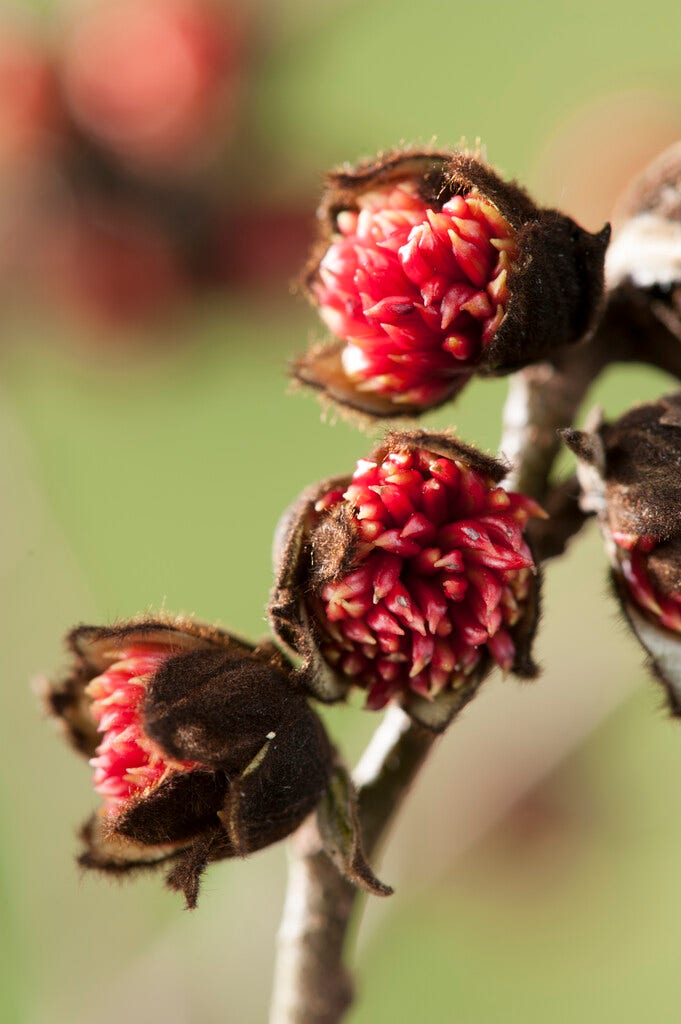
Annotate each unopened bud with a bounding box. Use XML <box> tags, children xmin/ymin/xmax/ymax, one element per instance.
<box><xmin>563</xmin><ymin>394</ymin><xmax>681</xmax><ymax>712</ymax></box>
<box><xmin>43</xmin><ymin>616</ymin><xmax>333</xmax><ymax>907</ymax></box>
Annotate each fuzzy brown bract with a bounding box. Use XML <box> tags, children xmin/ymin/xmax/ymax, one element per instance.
<box><xmin>44</xmin><ymin>616</ymin><xmax>333</xmax><ymax>907</ymax></box>
<box><xmin>563</xmin><ymin>394</ymin><xmax>681</xmax><ymax>541</ymax></box>
<box><xmin>603</xmin><ymin>142</ymin><xmax>681</xmax><ymax>384</ymax></box>
<box><xmin>564</xmin><ymin>395</ymin><xmax>681</xmax><ymax>715</ymax></box>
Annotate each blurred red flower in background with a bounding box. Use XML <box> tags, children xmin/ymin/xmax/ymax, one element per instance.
<box><xmin>0</xmin><ymin>2</ymin><xmax>313</xmax><ymax>338</ymax></box>
<box><xmin>61</xmin><ymin>0</ymin><xmax>246</xmax><ymax>175</ymax></box>
<box><xmin>39</xmin><ymin>202</ymin><xmax>188</xmax><ymax>329</ymax></box>
<box><xmin>0</xmin><ymin>25</ymin><xmax>61</xmax><ymax>174</ymax></box>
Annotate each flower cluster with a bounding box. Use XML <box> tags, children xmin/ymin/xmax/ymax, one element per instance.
<box><xmin>43</xmin><ymin>142</ymin><xmax>626</xmax><ymax>906</ymax></box>
<box><xmin>295</xmin><ymin>150</ymin><xmax>609</xmax><ymax>417</ymax></box>
<box><xmin>270</xmin><ymin>432</ymin><xmax>542</xmax><ymax>730</ymax></box>
<box><xmin>310</xmin><ymin>182</ymin><xmax>518</xmax><ymax>411</ymax></box>
<box><xmin>563</xmin><ymin>394</ymin><xmax>681</xmax><ymax>711</ymax></box>
<box><xmin>45</xmin><ymin>618</ymin><xmax>333</xmax><ymax>907</ymax></box>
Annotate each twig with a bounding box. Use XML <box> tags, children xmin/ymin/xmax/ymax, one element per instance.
<box><xmin>269</xmin><ymin>707</ymin><xmax>435</xmax><ymax>1024</ymax></box>
<box><xmin>500</xmin><ymin>341</ymin><xmax>609</xmax><ymax>501</ymax></box>
<box><xmin>527</xmin><ymin>475</ymin><xmax>590</xmax><ymax>562</ymax></box>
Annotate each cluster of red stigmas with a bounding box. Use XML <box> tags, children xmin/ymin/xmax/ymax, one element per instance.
<box><xmin>310</xmin><ymin>447</ymin><xmax>542</xmax><ymax>709</ymax></box>
<box><xmin>615</xmin><ymin>534</ymin><xmax>681</xmax><ymax>632</ymax></box>
<box><xmin>86</xmin><ymin>644</ymin><xmax>198</xmax><ymax>813</ymax></box>
<box><xmin>313</xmin><ymin>183</ymin><xmax>518</xmax><ymax>408</ymax></box>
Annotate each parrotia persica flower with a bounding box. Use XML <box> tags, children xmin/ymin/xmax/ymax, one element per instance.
<box><xmin>43</xmin><ymin>616</ymin><xmax>332</xmax><ymax>907</ymax></box>
<box><xmin>563</xmin><ymin>395</ymin><xmax>681</xmax><ymax>713</ymax></box>
<box><xmin>270</xmin><ymin>431</ymin><xmax>543</xmax><ymax>730</ymax></box>
<box><xmin>294</xmin><ymin>149</ymin><xmax>609</xmax><ymax>418</ymax></box>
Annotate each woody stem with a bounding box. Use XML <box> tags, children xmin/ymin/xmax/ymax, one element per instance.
<box><xmin>500</xmin><ymin>341</ymin><xmax>609</xmax><ymax>502</ymax></box>
<box><xmin>269</xmin><ymin>706</ymin><xmax>435</xmax><ymax>1024</ymax></box>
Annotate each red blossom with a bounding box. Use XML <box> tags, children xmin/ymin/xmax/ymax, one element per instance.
<box><xmin>615</xmin><ymin>536</ymin><xmax>681</xmax><ymax>633</ymax></box>
<box><xmin>270</xmin><ymin>432</ymin><xmax>543</xmax><ymax>728</ymax></box>
<box><xmin>309</xmin><ymin>445</ymin><xmax>541</xmax><ymax>710</ymax></box>
<box><xmin>86</xmin><ymin>643</ymin><xmax>199</xmax><ymax>813</ymax></box>
<box><xmin>311</xmin><ymin>183</ymin><xmax>517</xmax><ymax>410</ymax></box>
<box><xmin>295</xmin><ymin>151</ymin><xmax>609</xmax><ymax>418</ymax></box>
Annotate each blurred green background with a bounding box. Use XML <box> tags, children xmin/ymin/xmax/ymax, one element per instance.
<box><xmin>4</xmin><ymin>1</ymin><xmax>681</xmax><ymax>1021</ymax></box>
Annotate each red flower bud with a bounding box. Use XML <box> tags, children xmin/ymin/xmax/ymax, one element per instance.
<box><xmin>270</xmin><ymin>432</ymin><xmax>543</xmax><ymax>730</ymax></box>
<box><xmin>294</xmin><ymin>150</ymin><xmax>609</xmax><ymax>418</ymax></box>
<box><xmin>563</xmin><ymin>395</ymin><xmax>681</xmax><ymax>712</ymax></box>
<box><xmin>617</xmin><ymin>538</ymin><xmax>681</xmax><ymax>634</ymax></box>
<box><xmin>43</xmin><ymin>616</ymin><xmax>332</xmax><ymax>907</ymax></box>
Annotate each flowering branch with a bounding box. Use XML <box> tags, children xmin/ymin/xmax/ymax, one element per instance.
<box><xmin>57</xmin><ymin>140</ymin><xmax>681</xmax><ymax>1024</ymax></box>
<box><xmin>269</xmin><ymin>334</ymin><xmax>608</xmax><ymax>1022</ymax></box>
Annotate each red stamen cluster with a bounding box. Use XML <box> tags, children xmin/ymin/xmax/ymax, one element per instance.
<box><xmin>313</xmin><ymin>183</ymin><xmax>518</xmax><ymax>408</ymax></box>
<box><xmin>308</xmin><ymin>447</ymin><xmax>541</xmax><ymax>710</ymax></box>
<box><xmin>86</xmin><ymin>644</ymin><xmax>199</xmax><ymax>813</ymax></box>
<box><xmin>615</xmin><ymin>534</ymin><xmax>681</xmax><ymax>632</ymax></box>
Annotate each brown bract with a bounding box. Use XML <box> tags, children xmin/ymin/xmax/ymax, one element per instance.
<box><xmin>294</xmin><ymin>148</ymin><xmax>609</xmax><ymax>420</ymax></box>
<box><xmin>563</xmin><ymin>394</ymin><xmax>681</xmax><ymax>541</ymax></box>
<box><xmin>604</xmin><ymin>142</ymin><xmax>681</xmax><ymax>383</ymax></box>
<box><xmin>269</xmin><ymin>431</ymin><xmax>541</xmax><ymax>732</ymax></box>
<box><xmin>43</xmin><ymin>615</ymin><xmax>333</xmax><ymax>907</ymax></box>
<box><xmin>563</xmin><ymin>395</ymin><xmax>681</xmax><ymax>714</ymax></box>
